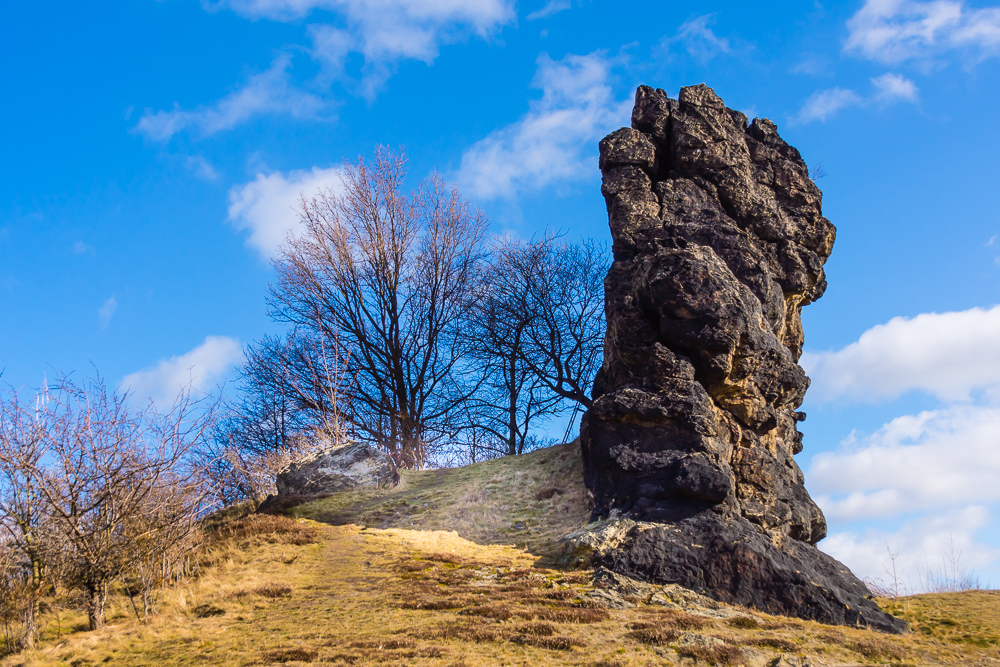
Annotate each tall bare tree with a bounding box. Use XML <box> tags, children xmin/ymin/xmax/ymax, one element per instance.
<box><xmin>463</xmin><ymin>238</ymin><xmax>564</xmax><ymax>456</ymax></box>
<box><xmin>269</xmin><ymin>147</ymin><xmax>488</xmax><ymax>468</ymax></box>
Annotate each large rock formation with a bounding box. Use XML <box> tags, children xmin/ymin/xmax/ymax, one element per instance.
<box><xmin>579</xmin><ymin>84</ymin><xmax>906</xmax><ymax>632</ymax></box>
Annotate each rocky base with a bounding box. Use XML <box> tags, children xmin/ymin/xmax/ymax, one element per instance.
<box><xmin>561</xmin><ymin>518</ymin><xmax>908</xmax><ymax>634</ymax></box>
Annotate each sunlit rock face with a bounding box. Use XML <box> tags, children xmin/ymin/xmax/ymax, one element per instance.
<box><xmin>580</xmin><ymin>84</ymin><xmax>906</xmax><ymax>633</ymax></box>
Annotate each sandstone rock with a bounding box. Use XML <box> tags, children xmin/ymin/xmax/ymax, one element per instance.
<box><xmin>275</xmin><ymin>442</ymin><xmax>398</xmax><ymax>496</ymax></box>
<box><xmin>579</xmin><ymin>84</ymin><xmax>906</xmax><ymax>633</ymax></box>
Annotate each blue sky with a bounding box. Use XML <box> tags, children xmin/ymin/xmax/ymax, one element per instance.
<box><xmin>3</xmin><ymin>0</ymin><xmax>1000</xmax><ymax>590</ymax></box>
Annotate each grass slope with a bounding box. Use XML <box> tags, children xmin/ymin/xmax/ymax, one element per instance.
<box><xmin>4</xmin><ymin>444</ymin><xmax>999</xmax><ymax>666</ymax></box>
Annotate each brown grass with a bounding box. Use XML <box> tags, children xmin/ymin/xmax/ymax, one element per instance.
<box><xmin>4</xmin><ymin>443</ymin><xmax>1000</xmax><ymax>667</ymax></box>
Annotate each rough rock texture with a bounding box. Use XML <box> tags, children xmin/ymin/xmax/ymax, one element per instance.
<box><xmin>579</xmin><ymin>84</ymin><xmax>906</xmax><ymax>633</ymax></box>
<box><xmin>276</xmin><ymin>442</ymin><xmax>398</xmax><ymax>496</ymax></box>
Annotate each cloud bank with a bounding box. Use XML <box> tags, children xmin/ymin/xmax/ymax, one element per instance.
<box><xmin>802</xmin><ymin>304</ymin><xmax>1000</xmax><ymax>403</ymax></box>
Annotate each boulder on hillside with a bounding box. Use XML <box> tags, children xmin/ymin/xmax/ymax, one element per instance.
<box><xmin>275</xmin><ymin>442</ymin><xmax>399</xmax><ymax>496</ymax></box>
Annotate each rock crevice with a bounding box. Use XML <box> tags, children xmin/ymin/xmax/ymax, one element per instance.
<box><xmin>580</xmin><ymin>84</ymin><xmax>906</xmax><ymax>633</ymax></box>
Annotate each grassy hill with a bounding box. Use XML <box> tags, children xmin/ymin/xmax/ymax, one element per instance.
<box><xmin>4</xmin><ymin>443</ymin><xmax>999</xmax><ymax>666</ymax></box>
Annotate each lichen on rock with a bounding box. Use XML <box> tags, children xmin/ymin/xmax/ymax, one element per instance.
<box><xmin>579</xmin><ymin>83</ymin><xmax>906</xmax><ymax>633</ymax></box>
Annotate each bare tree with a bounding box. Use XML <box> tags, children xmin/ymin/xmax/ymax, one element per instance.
<box><xmin>0</xmin><ymin>385</ymin><xmax>56</xmax><ymax>648</ymax></box>
<box><xmin>24</xmin><ymin>376</ymin><xmax>213</xmax><ymax>630</ymax></box>
<box><xmin>518</xmin><ymin>236</ymin><xmax>608</xmax><ymax>414</ymax></box>
<box><xmin>200</xmin><ymin>328</ymin><xmax>351</xmax><ymax>505</ymax></box>
<box><xmin>270</xmin><ymin>147</ymin><xmax>488</xmax><ymax>468</ymax></box>
<box><xmin>462</xmin><ymin>238</ymin><xmax>564</xmax><ymax>456</ymax></box>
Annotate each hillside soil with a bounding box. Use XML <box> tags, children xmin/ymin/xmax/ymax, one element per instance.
<box><xmin>4</xmin><ymin>444</ymin><xmax>999</xmax><ymax>666</ymax></box>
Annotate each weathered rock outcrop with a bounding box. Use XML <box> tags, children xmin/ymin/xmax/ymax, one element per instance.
<box><xmin>276</xmin><ymin>442</ymin><xmax>398</xmax><ymax>496</ymax></box>
<box><xmin>579</xmin><ymin>84</ymin><xmax>906</xmax><ymax>632</ymax></box>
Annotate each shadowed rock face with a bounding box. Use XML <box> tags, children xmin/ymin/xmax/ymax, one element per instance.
<box><xmin>580</xmin><ymin>84</ymin><xmax>906</xmax><ymax>632</ymax></box>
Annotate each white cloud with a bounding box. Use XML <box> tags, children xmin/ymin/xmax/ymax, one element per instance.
<box><xmin>214</xmin><ymin>0</ymin><xmax>513</xmax><ymax>83</ymax></box>
<box><xmin>664</xmin><ymin>14</ymin><xmax>732</xmax><ymax>61</ymax></box>
<box><xmin>793</xmin><ymin>87</ymin><xmax>864</xmax><ymax>123</ymax></box>
<box><xmin>845</xmin><ymin>0</ymin><xmax>1000</xmax><ymax>64</ymax></box>
<box><xmin>527</xmin><ymin>0</ymin><xmax>571</xmax><ymax>20</ymax></box>
<box><xmin>457</xmin><ymin>51</ymin><xmax>630</xmax><ymax>200</ymax></box>
<box><xmin>809</xmin><ymin>403</ymin><xmax>1000</xmax><ymax>520</ymax></box>
<box><xmin>802</xmin><ymin>304</ymin><xmax>1000</xmax><ymax>403</ymax></box>
<box><xmin>98</xmin><ymin>296</ymin><xmax>117</xmax><ymax>328</ymax></box>
<box><xmin>121</xmin><ymin>336</ymin><xmax>243</xmax><ymax>409</ymax></box>
<box><xmin>134</xmin><ymin>56</ymin><xmax>326</xmax><ymax>142</ymax></box>
<box><xmin>793</xmin><ymin>72</ymin><xmax>918</xmax><ymax>123</ymax></box>
<box><xmin>871</xmin><ymin>71</ymin><xmax>919</xmax><ymax>101</ymax></box>
<box><xmin>821</xmin><ymin>505</ymin><xmax>999</xmax><ymax>588</ymax></box>
<box><xmin>227</xmin><ymin>165</ymin><xmax>344</xmax><ymax>258</ymax></box>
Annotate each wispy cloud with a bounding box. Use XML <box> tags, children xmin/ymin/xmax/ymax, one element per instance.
<box><xmin>845</xmin><ymin>0</ymin><xmax>1000</xmax><ymax>65</ymax></box>
<box><xmin>133</xmin><ymin>56</ymin><xmax>327</xmax><ymax>142</ymax></box>
<box><xmin>661</xmin><ymin>13</ymin><xmax>734</xmax><ymax>62</ymax></box>
<box><xmin>227</xmin><ymin>165</ymin><xmax>344</xmax><ymax>259</ymax></box>
<box><xmin>213</xmin><ymin>0</ymin><xmax>514</xmax><ymax>94</ymax></box>
<box><xmin>121</xmin><ymin>335</ymin><xmax>243</xmax><ymax>408</ymax></box>
<box><xmin>457</xmin><ymin>51</ymin><xmax>630</xmax><ymax>200</ymax></box>
<box><xmin>98</xmin><ymin>296</ymin><xmax>117</xmax><ymax>328</ymax></box>
<box><xmin>185</xmin><ymin>155</ymin><xmax>221</xmax><ymax>181</ymax></box>
<box><xmin>527</xmin><ymin>0</ymin><xmax>571</xmax><ymax>20</ymax></box>
<box><xmin>793</xmin><ymin>72</ymin><xmax>918</xmax><ymax>123</ymax></box>
<box><xmin>72</xmin><ymin>241</ymin><xmax>92</xmax><ymax>254</ymax></box>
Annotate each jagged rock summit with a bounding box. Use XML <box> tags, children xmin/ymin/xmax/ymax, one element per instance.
<box><xmin>578</xmin><ymin>84</ymin><xmax>906</xmax><ymax>633</ymax></box>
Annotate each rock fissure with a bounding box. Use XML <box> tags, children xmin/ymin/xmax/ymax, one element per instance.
<box><xmin>578</xmin><ymin>83</ymin><xmax>906</xmax><ymax>633</ymax></box>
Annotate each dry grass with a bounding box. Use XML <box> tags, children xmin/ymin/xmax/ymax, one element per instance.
<box><xmin>290</xmin><ymin>442</ymin><xmax>590</xmax><ymax>559</ymax></box>
<box><xmin>3</xmin><ymin>443</ymin><xmax>1000</xmax><ymax>666</ymax></box>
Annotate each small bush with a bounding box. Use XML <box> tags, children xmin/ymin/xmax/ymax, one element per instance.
<box><xmin>510</xmin><ymin>635</ymin><xmax>585</xmax><ymax>650</ymax></box>
<box><xmin>459</xmin><ymin>604</ymin><xmax>513</xmax><ymax>621</ymax></box>
<box><xmin>850</xmin><ymin>636</ymin><xmax>908</xmax><ymax>660</ymax></box>
<box><xmin>625</xmin><ymin>625</ymin><xmax>680</xmax><ymax>645</ymax></box>
<box><xmin>727</xmin><ymin>616</ymin><xmax>761</xmax><ymax>629</ymax></box>
<box><xmin>192</xmin><ymin>604</ymin><xmax>226</xmax><ymax>618</ymax></box>
<box><xmin>209</xmin><ymin>514</ymin><xmax>318</xmax><ymax>546</ymax></box>
<box><xmin>514</xmin><ymin>622</ymin><xmax>556</xmax><ymax>636</ymax></box>
<box><xmin>677</xmin><ymin>644</ymin><xmax>746</xmax><ymax>665</ymax></box>
<box><xmin>255</xmin><ymin>583</ymin><xmax>292</xmax><ymax>598</ymax></box>
<box><xmin>262</xmin><ymin>647</ymin><xmax>318</xmax><ymax>663</ymax></box>
<box><xmin>524</xmin><ymin>607</ymin><xmax>609</xmax><ymax>623</ymax></box>
<box><xmin>534</xmin><ymin>486</ymin><xmax>564</xmax><ymax>500</ymax></box>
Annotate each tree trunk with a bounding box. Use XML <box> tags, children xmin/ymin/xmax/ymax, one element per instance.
<box><xmin>20</xmin><ymin>592</ymin><xmax>38</xmax><ymax>650</ymax></box>
<box><xmin>87</xmin><ymin>582</ymin><xmax>108</xmax><ymax>630</ymax></box>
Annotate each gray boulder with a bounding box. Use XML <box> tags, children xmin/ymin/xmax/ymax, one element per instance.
<box><xmin>275</xmin><ymin>442</ymin><xmax>398</xmax><ymax>496</ymax></box>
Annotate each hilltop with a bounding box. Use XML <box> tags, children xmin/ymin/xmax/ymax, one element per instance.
<box><xmin>3</xmin><ymin>443</ymin><xmax>999</xmax><ymax>667</ymax></box>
